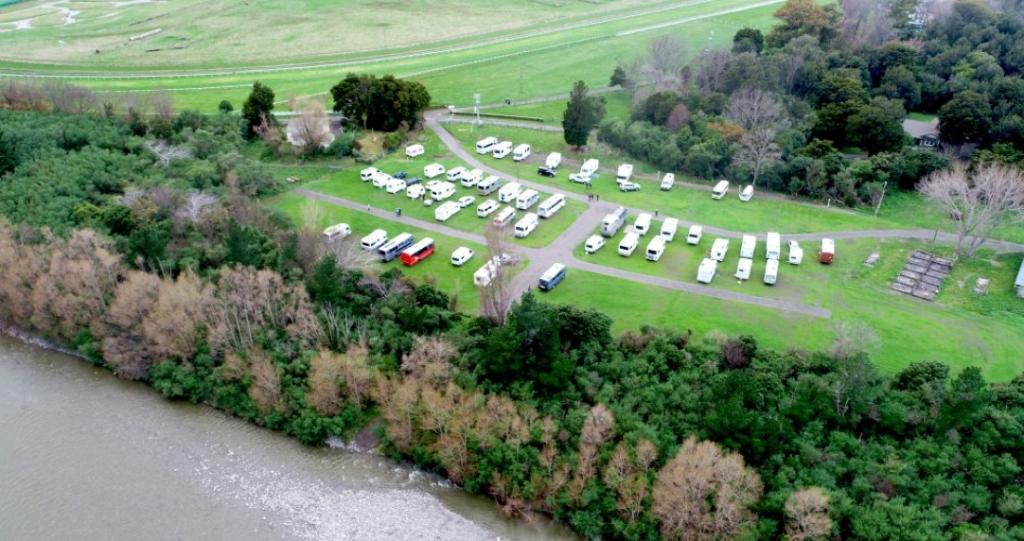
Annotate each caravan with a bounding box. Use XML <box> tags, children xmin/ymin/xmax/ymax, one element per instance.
<box><xmin>618</xmin><ymin>232</ymin><xmax>640</xmax><ymax>256</ymax></box>
<box><xmin>434</xmin><ymin>201</ymin><xmax>461</xmax><ymax>222</ymax></box>
<box><xmin>492</xmin><ymin>140</ymin><xmax>513</xmax><ymax>159</ymax></box>
<box><xmin>385</xmin><ymin>177</ymin><xmax>407</xmax><ymax>194</ymax></box>
<box><xmin>476</xmin><ymin>199</ymin><xmax>499</xmax><ymax>217</ymax></box>
<box><xmin>633</xmin><ymin>212</ymin><xmax>652</xmax><ymax>236</ymax></box>
<box><xmin>819</xmin><ymin>238</ymin><xmax>835</xmax><ymax>264</ymax></box>
<box><xmin>660</xmin><ymin>173</ymin><xmax>675</xmax><ymax>191</ymax></box>
<box><xmin>460</xmin><ymin>168</ymin><xmax>483</xmax><ymax>187</ymax></box>
<box><xmin>400</xmin><ymin>237</ymin><xmax>435</xmax><ymax>267</ymax></box>
<box><xmin>545</xmin><ymin>152</ymin><xmax>562</xmax><ymax>169</ymax></box>
<box><xmin>497</xmin><ymin>181</ymin><xmax>522</xmax><ymax>204</ymax></box>
<box><xmin>711</xmin><ymin>180</ymin><xmax>730</xmax><ymax>199</ymax></box>
<box><xmin>584</xmin><ymin>235</ymin><xmax>606</xmax><ymax>254</ymax></box>
<box><xmin>601</xmin><ymin>207</ymin><xmax>628</xmax><ymax>237</ymax></box>
<box><xmin>360</xmin><ymin>229</ymin><xmax>388</xmax><ymax>251</ymax></box>
<box><xmin>475</xmin><ymin>137</ymin><xmax>497</xmax><ymax>154</ymax></box>
<box><xmin>360</xmin><ymin>167</ymin><xmax>379</xmax><ymax>182</ymax></box>
<box><xmin>660</xmin><ymin>218</ymin><xmax>678</xmax><ymax>242</ymax></box>
<box><xmin>645</xmin><ymin>236</ymin><xmax>667</xmax><ymax>262</ymax></box>
<box><xmin>513</xmin><ymin>144</ymin><xmax>531</xmax><ymax>162</ymax></box>
<box><xmin>446</xmin><ymin>166</ymin><xmax>466</xmax><ymax>182</ymax></box>
<box><xmin>580</xmin><ymin>158</ymin><xmax>599</xmax><ymax>177</ymax></box>
<box><xmin>477</xmin><ymin>175</ymin><xmax>500</xmax><ymax>195</ymax></box>
<box><xmin>372</xmin><ymin>171</ymin><xmax>392</xmax><ymax>189</ymax></box>
<box><xmin>492</xmin><ymin>206</ymin><xmax>517</xmax><ymax>227</ymax></box>
<box><xmin>710</xmin><ymin>238</ymin><xmax>730</xmax><ymax>261</ymax></box>
<box><xmin>405</xmin><ymin>144</ymin><xmax>424</xmax><ymax>158</ymax></box>
<box><xmin>514</xmin><ymin>213</ymin><xmax>539</xmax><ymax>238</ymax></box>
<box><xmin>697</xmin><ymin>258</ymin><xmax>718</xmax><ymax>284</ymax></box>
<box><xmin>429</xmin><ymin>181</ymin><xmax>456</xmax><ymax>201</ymax></box>
<box><xmin>538</xmin><ymin>263</ymin><xmax>567</xmax><ymax>292</ymax></box>
<box><xmin>764</xmin><ymin>259</ymin><xmax>780</xmax><ymax>285</ymax></box>
<box><xmin>378</xmin><ymin>233</ymin><xmax>415</xmax><ymax>262</ymax></box>
<box><xmin>515</xmin><ymin>189</ymin><xmax>539</xmax><ymax>210</ymax></box>
<box><xmin>424</xmin><ymin>163</ymin><xmax>446</xmax><ymax>179</ymax></box>
<box><xmin>686</xmin><ymin>225</ymin><xmax>703</xmax><ymax>245</ymax></box>
<box><xmin>740</xmin><ymin>235</ymin><xmax>757</xmax><ymax>259</ymax></box>
<box><xmin>323</xmin><ymin>223</ymin><xmax>351</xmax><ymax>241</ymax></box>
<box><xmin>765</xmin><ymin>232</ymin><xmax>781</xmax><ymax>260</ymax></box>
<box><xmin>735</xmin><ymin>258</ymin><xmax>753</xmax><ymax>280</ymax></box>
<box><xmin>788</xmin><ymin>241</ymin><xmax>804</xmax><ymax>265</ymax></box>
<box><xmin>739</xmin><ymin>185</ymin><xmax>754</xmax><ymax>202</ymax></box>
<box><xmin>537</xmin><ymin>194</ymin><xmax>565</xmax><ymax>218</ymax></box>
<box><xmin>616</xmin><ymin>163</ymin><xmax>633</xmax><ymax>184</ymax></box>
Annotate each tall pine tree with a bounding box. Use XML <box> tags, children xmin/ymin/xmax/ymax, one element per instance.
<box><xmin>562</xmin><ymin>81</ymin><xmax>604</xmax><ymax>149</ymax></box>
<box><xmin>241</xmin><ymin>81</ymin><xmax>275</xmax><ymax>138</ymax></box>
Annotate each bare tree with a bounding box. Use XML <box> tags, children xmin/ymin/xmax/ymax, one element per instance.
<box><xmin>918</xmin><ymin>163</ymin><xmax>1024</xmax><ymax>258</ymax></box>
<box><xmin>694</xmin><ymin>50</ymin><xmax>733</xmax><ymax>94</ymax></box>
<box><xmin>288</xmin><ymin>100</ymin><xmax>333</xmax><ymax>155</ymax></box>
<box><xmin>151</xmin><ymin>91</ymin><xmax>175</xmax><ymax>120</ymax></box>
<box><xmin>638</xmin><ymin>36</ymin><xmax>689</xmax><ymax>92</ymax></box>
<box><xmin>785</xmin><ymin>487</ymin><xmax>832</xmax><ymax>541</ymax></box>
<box><xmin>174</xmin><ymin>191</ymin><xmax>218</xmax><ymax>224</ymax></box>
<box><xmin>829</xmin><ymin>320</ymin><xmax>879</xmax><ymax>361</ymax></box>
<box><xmin>838</xmin><ymin>0</ymin><xmax>896</xmax><ymax>47</ymax></box>
<box><xmin>478</xmin><ymin>225</ymin><xmax>518</xmax><ymax>325</ymax></box>
<box><xmin>734</xmin><ymin>127</ymin><xmax>782</xmax><ymax>187</ymax></box>
<box><xmin>726</xmin><ymin>88</ymin><xmax>786</xmax><ymax>131</ymax></box>
<box><xmin>146</xmin><ymin>140</ymin><xmax>193</xmax><ymax>167</ymax></box>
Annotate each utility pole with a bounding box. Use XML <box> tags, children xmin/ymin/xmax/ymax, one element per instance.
<box><xmin>473</xmin><ymin>93</ymin><xmax>481</xmax><ymax>127</ymax></box>
<box><xmin>874</xmin><ymin>181</ymin><xmax>888</xmax><ymax>217</ymax></box>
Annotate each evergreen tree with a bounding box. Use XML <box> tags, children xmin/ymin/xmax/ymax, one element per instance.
<box><xmin>562</xmin><ymin>81</ymin><xmax>604</xmax><ymax>149</ymax></box>
<box><xmin>241</xmin><ymin>81</ymin><xmax>275</xmax><ymax>138</ymax></box>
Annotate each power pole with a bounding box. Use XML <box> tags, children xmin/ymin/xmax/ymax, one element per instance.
<box><xmin>473</xmin><ymin>93</ymin><xmax>481</xmax><ymax>127</ymax></box>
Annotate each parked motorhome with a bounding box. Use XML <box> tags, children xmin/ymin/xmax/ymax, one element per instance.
<box><xmin>360</xmin><ymin>167</ymin><xmax>379</xmax><ymax>182</ymax></box>
<box><xmin>740</xmin><ymin>234</ymin><xmax>757</xmax><ymax>259</ymax></box>
<box><xmin>660</xmin><ymin>173</ymin><xmax>675</xmax><ymax>191</ymax></box>
<box><xmin>424</xmin><ymin>163</ymin><xmax>446</xmax><ymax>179</ymax></box>
<box><xmin>323</xmin><ymin>223</ymin><xmax>351</xmax><ymax>241</ymax></box>
<box><xmin>764</xmin><ymin>258</ymin><xmax>779</xmax><ymax>285</ymax></box>
<box><xmin>450</xmin><ymin>246</ymin><xmax>475</xmax><ymax>267</ymax></box>
<box><xmin>686</xmin><ymin>225</ymin><xmax>703</xmax><ymax>245</ymax></box>
<box><xmin>584</xmin><ymin>235</ymin><xmax>606</xmax><ymax>254</ymax></box>
<box><xmin>711</xmin><ymin>180</ymin><xmax>730</xmax><ymax>199</ymax></box>
<box><xmin>446</xmin><ymin>166</ymin><xmax>466</xmax><ymax>182</ymax></box>
<box><xmin>580</xmin><ymin>158</ymin><xmax>599</xmax><ymax>177</ymax></box>
<box><xmin>537</xmin><ymin>194</ymin><xmax>565</xmax><ymax>218</ymax></box>
<box><xmin>476</xmin><ymin>199</ymin><xmax>500</xmax><ymax>217</ymax></box>
<box><xmin>633</xmin><ymin>213</ymin><xmax>652</xmax><ymax>236</ymax></box>
<box><xmin>601</xmin><ymin>207</ymin><xmax>628</xmax><ymax>237</ymax></box>
<box><xmin>735</xmin><ymin>258</ymin><xmax>752</xmax><ymax>280</ymax></box>
<box><xmin>492</xmin><ymin>140</ymin><xmax>513</xmax><ymax>159</ymax></box>
<box><xmin>660</xmin><ymin>218</ymin><xmax>679</xmax><ymax>241</ymax></box>
<box><xmin>516</xmin><ymin>189</ymin><xmax>539</xmax><ymax>210</ymax></box>
<box><xmin>710</xmin><ymin>238</ymin><xmax>729</xmax><ymax>261</ymax></box>
<box><xmin>378</xmin><ymin>233</ymin><xmax>414</xmax><ymax>262</ymax></box>
<box><xmin>618</xmin><ymin>232</ymin><xmax>640</xmax><ymax>256</ymax></box>
<box><xmin>460</xmin><ymin>168</ymin><xmax>483</xmax><ymax>187</ymax></box>
<box><xmin>406</xmin><ymin>184</ymin><xmax>425</xmax><ymax>199</ymax></box>
<box><xmin>405</xmin><ymin>144</ymin><xmax>424</xmax><ymax>158</ymax></box>
<box><xmin>545</xmin><ymin>152</ymin><xmax>562</xmax><ymax>169</ymax></box>
<box><xmin>819</xmin><ymin>238</ymin><xmax>835</xmax><ymax>264</ymax></box>
<box><xmin>739</xmin><ymin>185</ymin><xmax>754</xmax><ymax>202</ymax></box>
<box><xmin>645</xmin><ymin>236</ymin><xmax>667</xmax><ymax>262</ymax></box>
<box><xmin>492</xmin><ymin>206</ymin><xmax>517</xmax><ymax>227</ymax></box>
<box><xmin>385</xmin><ymin>177</ymin><xmax>407</xmax><ymax>194</ymax></box>
<box><xmin>538</xmin><ymin>263</ymin><xmax>567</xmax><ymax>292</ymax></box>
<box><xmin>477</xmin><ymin>175</ymin><xmax>500</xmax><ymax>195</ymax></box>
<box><xmin>429</xmin><ymin>181</ymin><xmax>456</xmax><ymax>201</ymax></box>
<box><xmin>697</xmin><ymin>258</ymin><xmax>718</xmax><ymax>284</ymax></box>
<box><xmin>434</xmin><ymin>201</ymin><xmax>461</xmax><ymax>222</ymax></box>
<box><xmin>475</xmin><ymin>137</ymin><xmax>497</xmax><ymax>154</ymax></box>
<box><xmin>360</xmin><ymin>229</ymin><xmax>388</xmax><ymax>250</ymax></box>
<box><xmin>513</xmin><ymin>143</ymin><xmax>531</xmax><ymax>161</ymax></box>
<box><xmin>514</xmin><ymin>212</ymin><xmax>539</xmax><ymax>238</ymax></box>
<box><xmin>616</xmin><ymin>163</ymin><xmax>633</xmax><ymax>184</ymax></box>
<box><xmin>400</xmin><ymin>237</ymin><xmax>435</xmax><ymax>267</ymax></box>
<box><xmin>788</xmin><ymin>241</ymin><xmax>804</xmax><ymax>265</ymax></box>
<box><xmin>498</xmin><ymin>181</ymin><xmax>522</xmax><ymax>204</ymax></box>
<box><xmin>766</xmin><ymin>232</ymin><xmax>781</xmax><ymax>260</ymax></box>
<box><xmin>372</xmin><ymin>171</ymin><xmax>391</xmax><ymax>189</ymax></box>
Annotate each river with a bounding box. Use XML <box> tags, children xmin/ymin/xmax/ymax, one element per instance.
<box><xmin>0</xmin><ymin>335</ymin><xmax>576</xmax><ymax>541</ymax></box>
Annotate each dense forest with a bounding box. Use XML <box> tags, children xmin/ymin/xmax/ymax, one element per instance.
<box><xmin>598</xmin><ymin>0</ymin><xmax>1024</xmax><ymax>207</ymax></box>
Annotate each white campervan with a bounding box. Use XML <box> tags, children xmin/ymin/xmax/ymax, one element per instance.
<box><xmin>735</xmin><ymin>258</ymin><xmax>753</xmax><ymax>280</ymax></box>
<box><xmin>492</xmin><ymin>206</ymin><xmax>517</xmax><ymax>227</ymax></box>
<box><xmin>514</xmin><ymin>212</ymin><xmax>539</xmax><ymax>238</ymax></box>
<box><xmin>601</xmin><ymin>207</ymin><xmax>628</xmax><ymax>237</ymax></box>
<box><xmin>492</xmin><ymin>140</ymin><xmax>513</xmax><ymax>159</ymax></box>
<box><xmin>513</xmin><ymin>143</ymin><xmax>531</xmax><ymax>162</ymax></box>
<box><xmin>476</xmin><ymin>199</ymin><xmax>499</xmax><ymax>217</ymax></box>
<box><xmin>434</xmin><ymin>201</ymin><xmax>461</xmax><ymax>222</ymax></box>
<box><xmin>477</xmin><ymin>175</ymin><xmax>500</xmax><ymax>195</ymax></box>
<box><xmin>686</xmin><ymin>225</ymin><xmax>703</xmax><ymax>245</ymax></box>
<box><xmin>697</xmin><ymin>258</ymin><xmax>718</xmax><ymax>284</ymax></box>
<box><xmin>766</xmin><ymin>232</ymin><xmax>781</xmax><ymax>260</ymax></box>
<box><xmin>372</xmin><ymin>171</ymin><xmax>391</xmax><ymax>189</ymax></box>
<box><xmin>537</xmin><ymin>194</ymin><xmax>565</xmax><ymax>218</ymax></box>
<box><xmin>645</xmin><ymin>236</ymin><xmax>666</xmax><ymax>262</ymax></box>
<box><xmin>515</xmin><ymin>189</ymin><xmax>539</xmax><ymax>210</ymax></box>
<box><xmin>323</xmin><ymin>223</ymin><xmax>351</xmax><ymax>241</ymax></box>
<box><xmin>497</xmin><ymin>181</ymin><xmax>522</xmax><ymax>204</ymax></box>
<box><xmin>584</xmin><ymin>235</ymin><xmax>606</xmax><ymax>254</ymax></box>
<box><xmin>618</xmin><ymin>232</ymin><xmax>640</xmax><ymax>256</ymax></box>
<box><xmin>429</xmin><ymin>181</ymin><xmax>456</xmax><ymax>201</ymax></box>
<box><xmin>633</xmin><ymin>212</ymin><xmax>652</xmax><ymax>236</ymax></box>
<box><xmin>660</xmin><ymin>173</ymin><xmax>675</xmax><ymax>191</ymax></box>
<box><xmin>740</xmin><ymin>234</ymin><xmax>757</xmax><ymax>259</ymax></box>
<box><xmin>405</xmin><ymin>144</ymin><xmax>424</xmax><ymax>158</ymax></box>
<box><xmin>385</xmin><ymin>177</ymin><xmax>407</xmax><ymax>194</ymax></box>
<box><xmin>360</xmin><ymin>229</ymin><xmax>388</xmax><ymax>251</ymax></box>
<box><xmin>616</xmin><ymin>163</ymin><xmax>633</xmax><ymax>184</ymax></box>
<box><xmin>545</xmin><ymin>152</ymin><xmax>562</xmax><ymax>169</ymax></box>
<box><xmin>475</xmin><ymin>137</ymin><xmax>497</xmax><ymax>155</ymax></box>
<box><xmin>712</xmin><ymin>180</ymin><xmax>730</xmax><ymax>199</ymax></box>
<box><xmin>788</xmin><ymin>240</ymin><xmax>804</xmax><ymax>265</ymax></box>
<box><xmin>461</xmin><ymin>168</ymin><xmax>483</xmax><ymax>187</ymax></box>
<box><xmin>406</xmin><ymin>184</ymin><xmax>426</xmax><ymax>199</ymax></box>
<box><xmin>739</xmin><ymin>185</ymin><xmax>754</xmax><ymax>202</ymax></box>
<box><xmin>424</xmin><ymin>163</ymin><xmax>446</xmax><ymax>179</ymax></box>
<box><xmin>446</xmin><ymin>166</ymin><xmax>466</xmax><ymax>182</ymax></box>
<box><xmin>660</xmin><ymin>218</ymin><xmax>678</xmax><ymax>242</ymax></box>
<box><xmin>360</xmin><ymin>167</ymin><xmax>379</xmax><ymax>182</ymax></box>
<box><xmin>580</xmin><ymin>158</ymin><xmax>599</xmax><ymax>177</ymax></box>
<box><xmin>710</xmin><ymin>238</ymin><xmax>729</xmax><ymax>262</ymax></box>
<box><xmin>764</xmin><ymin>259</ymin><xmax>780</xmax><ymax>285</ymax></box>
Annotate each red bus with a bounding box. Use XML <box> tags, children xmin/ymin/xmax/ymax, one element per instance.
<box><xmin>400</xmin><ymin>237</ymin><xmax>435</xmax><ymax>267</ymax></box>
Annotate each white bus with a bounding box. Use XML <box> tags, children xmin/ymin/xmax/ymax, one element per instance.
<box><xmin>537</xmin><ymin>194</ymin><xmax>566</xmax><ymax>218</ymax></box>
<box><xmin>740</xmin><ymin>234</ymin><xmax>757</xmax><ymax>259</ymax></box>
<box><xmin>660</xmin><ymin>218</ymin><xmax>679</xmax><ymax>242</ymax></box>
<box><xmin>710</xmin><ymin>238</ymin><xmax>730</xmax><ymax>262</ymax></box>
<box><xmin>475</xmin><ymin>137</ymin><xmax>497</xmax><ymax>154</ymax></box>
<box><xmin>497</xmin><ymin>181</ymin><xmax>522</xmax><ymax>204</ymax></box>
<box><xmin>766</xmin><ymin>232</ymin><xmax>781</xmax><ymax>260</ymax></box>
<box><xmin>360</xmin><ymin>229</ymin><xmax>388</xmax><ymax>250</ymax></box>
<box><xmin>378</xmin><ymin>233</ymin><xmax>414</xmax><ymax>262</ymax></box>
<box><xmin>538</xmin><ymin>263</ymin><xmax>567</xmax><ymax>292</ymax></box>
<box><xmin>492</xmin><ymin>140</ymin><xmax>513</xmax><ymax>158</ymax></box>
<box><xmin>477</xmin><ymin>175</ymin><xmax>500</xmax><ymax>195</ymax></box>
<box><xmin>493</xmin><ymin>206</ymin><xmax>517</xmax><ymax>227</ymax></box>
<box><xmin>513</xmin><ymin>143</ymin><xmax>531</xmax><ymax>161</ymax></box>
<box><xmin>515</xmin><ymin>189</ymin><xmax>539</xmax><ymax>210</ymax></box>
<box><xmin>514</xmin><ymin>212</ymin><xmax>539</xmax><ymax>238</ymax></box>
<box><xmin>633</xmin><ymin>212</ymin><xmax>652</xmax><ymax>236</ymax></box>
<box><xmin>434</xmin><ymin>201</ymin><xmax>461</xmax><ymax>222</ymax></box>
<box><xmin>712</xmin><ymin>180</ymin><xmax>730</xmax><ymax>199</ymax></box>
<box><xmin>618</xmin><ymin>232</ymin><xmax>639</xmax><ymax>256</ymax></box>
<box><xmin>645</xmin><ymin>236</ymin><xmax>666</xmax><ymax>262</ymax></box>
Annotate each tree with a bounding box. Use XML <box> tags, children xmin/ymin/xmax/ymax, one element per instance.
<box><xmin>766</xmin><ymin>0</ymin><xmax>838</xmax><ymax>48</ymax></box>
<box><xmin>938</xmin><ymin>90</ymin><xmax>992</xmax><ymax>146</ymax></box>
<box><xmin>241</xmin><ymin>81</ymin><xmax>275</xmax><ymax>138</ymax></box>
<box><xmin>288</xmin><ymin>100</ymin><xmax>333</xmax><ymax>155</ymax></box>
<box><xmin>329</xmin><ymin>73</ymin><xmax>430</xmax><ymax>132</ymax></box>
<box><xmin>734</xmin><ymin>126</ymin><xmax>782</xmax><ymax>187</ymax></box>
<box><xmin>878</xmin><ymin>65</ymin><xmax>922</xmax><ymax>110</ymax></box>
<box><xmin>732</xmin><ymin>27</ymin><xmax>765</xmax><ymax>54</ymax></box>
<box><xmin>847</xmin><ymin>97</ymin><xmax>907</xmax><ymax>154</ymax></box>
<box><xmin>562</xmin><ymin>81</ymin><xmax>605</xmax><ymax>149</ymax></box>
<box><xmin>478</xmin><ymin>224</ymin><xmax>517</xmax><ymax>324</ymax></box>
<box><xmin>918</xmin><ymin>163</ymin><xmax>1024</xmax><ymax>257</ymax></box>
<box><xmin>785</xmin><ymin>487</ymin><xmax>832</xmax><ymax>541</ymax></box>
<box><xmin>218</xmin><ymin>100</ymin><xmax>233</xmax><ymax>114</ymax></box>
<box><xmin>651</xmin><ymin>437</ymin><xmax>763</xmax><ymax>541</ymax></box>
<box><xmin>609</xmin><ymin>64</ymin><xmax>630</xmax><ymax>87</ymax></box>
<box><xmin>838</xmin><ymin>0</ymin><xmax>897</xmax><ymax>47</ymax></box>
<box><xmin>726</xmin><ymin>88</ymin><xmax>786</xmax><ymax>131</ymax></box>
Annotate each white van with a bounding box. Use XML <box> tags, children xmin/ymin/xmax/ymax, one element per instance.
<box><xmin>360</xmin><ymin>167</ymin><xmax>379</xmax><ymax>182</ymax></box>
<box><xmin>498</xmin><ymin>181</ymin><xmax>521</xmax><ymax>204</ymax></box>
<box><xmin>739</xmin><ymin>185</ymin><xmax>754</xmax><ymax>202</ymax></box>
<box><xmin>766</xmin><ymin>232</ymin><xmax>781</xmax><ymax>260</ymax></box>
<box><xmin>686</xmin><ymin>225</ymin><xmax>703</xmax><ymax>245</ymax></box>
<box><xmin>424</xmin><ymin>163</ymin><xmax>446</xmax><ymax>179</ymax></box>
<box><xmin>618</xmin><ymin>232</ymin><xmax>640</xmax><ymax>256</ymax></box>
<box><xmin>580</xmin><ymin>158</ymin><xmax>599</xmax><ymax>177</ymax></box>
<box><xmin>646</xmin><ymin>236</ymin><xmax>666</xmax><ymax>262</ymax></box>
<box><xmin>360</xmin><ymin>229</ymin><xmax>388</xmax><ymax>250</ymax></box>
<box><xmin>385</xmin><ymin>177</ymin><xmax>407</xmax><ymax>194</ymax></box>
<box><xmin>616</xmin><ymin>163</ymin><xmax>633</xmax><ymax>184</ymax></box>
<box><xmin>476</xmin><ymin>199</ymin><xmax>499</xmax><ymax>217</ymax></box>
<box><xmin>660</xmin><ymin>173</ymin><xmax>675</xmax><ymax>191</ymax></box>
<box><xmin>764</xmin><ymin>258</ymin><xmax>779</xmax><ymax>285</ymax></box>
<box><xmin>516</xmin><ymin>189</ymin><xmax>539</xmax><ymax>210</ymax></box>
<box><xmin>405</xmin><ymin>144</ymin><xmax>424</xmax><ymax>158</ymax></box>
<box><xmin>633</xmin><ymin>212</ymin><xmax>652</xmax><ymax>236</ymax></box>
<box><xmin>697</xmin><ymin>258</ymin><xmax>718</xmax><ymax>284</ymax></box>
<box><xmin>323</xmin><ymin>223</ymin><xmax>351</xmax><ymax>241</ymax></box>
<box><xmin>492</xmin><ymin>140</ymin><xmax>513</xmax><ymax>159</ymax></box>
<box><xmin>461</xmin><ymin>168</ymin><xmax>483</xmax><ymax>187</ymax></box>
<box><xmin>372</xmin><ymin>171</ymin><xmax>391</xmax><ymax>189</ymax></box>
<box><xmin>735</xmin><ymin>258</ymin><xmax>752</xmax><ymax>280</ymax></box>
<box><xmin>660</xmin><ymin>218</ymin><xmax>678</xmax><ymax>242</ymax></box>
<box><xmin>537</xmin><ymin>193</ymin><xmax>565</xmax><ymax>218</ymax></box>
<box><xmin>434</xmin><ymin>201</ymin><xmax>461</xmax><ymax>222</ymax></box>
<box><xmin>740</xmin><ymin>234</ymin><xmax>757</xmax><ymax>259</ymax></box>
<box><xmin>477</xmin><ymin>175</ymin><xmax>500</xmax><ymax>195</ymax></box>
<box><xmin>712</xmin><ymin>180</ymin><xmax>730</xmax><ymax>200</ymax></box>
<box><xmin>446</xmin><ymin>166</ymin><xmax>466</xmax><ymax>182</ymax></box>
<box><xmin>788</xmin><ymin>240</ymin><xmax>804</xmax><ymax>265</ymax></box>
<box><xmin>514</xmin><ymin>212</ymin><xmax>539</xmax><ymax>238</ymax></box>
<box><xmin>429</xmin><ymin>181</ymin><xmax>456</xmax><ymax>201</ymax></box>
<box><xmin>513</xmin><ymin>143</ymin><xmax>531</xmax><ymax>162</ymax></box>
<box><xmin>450</xmin><ymin>246</ymin><xmax>475</xmax><ymax>267</ymax></box>
<box><xmin>710</xmin><ymin>238</ymin><xmax>729</xmax><ymax>261</ymax></box>
<box><xmin>545</xmin><ymin>152</ymin><xmax>562</xmax><ymax>169</ymax></box>
<box><xmin>492</xmin><ymin>206</ymin><xmax>517</xmax><ymax>227</ymax></box>
<box><xmin>475</xmin><ymin>137</ymin><xmax>497</xmax><ymax>155</ymax></box>
<box><xmin>584</xmin><ymin>234</ymin><xmax>606</xmax><ymax>254</ymax></box>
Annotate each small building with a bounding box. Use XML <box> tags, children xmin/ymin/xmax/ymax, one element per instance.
<box><xmin>902</xmin><ymin>118</ymin><xmax>940</xmax><ymax>148</ymax></box>
<box><xmin>1016</xmin><ymin>257</ymin><xmax>1024</xmax><ymax>298</ymax></box>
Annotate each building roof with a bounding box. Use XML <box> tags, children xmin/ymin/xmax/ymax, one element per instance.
<box><xmin>902</xmin><ymin>118</ymin><xmax>940</xmax><ymax>140</ymax></box>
